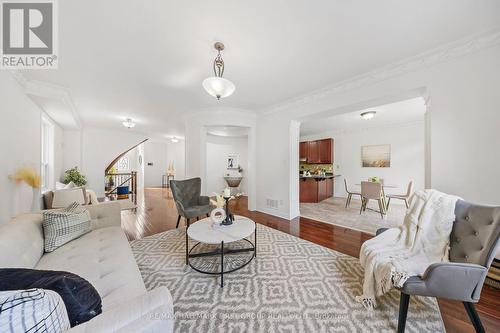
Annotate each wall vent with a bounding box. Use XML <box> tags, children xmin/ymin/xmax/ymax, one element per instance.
<box><xmin>266</xmin><ymin>198</ymin><xmax>279</xmax><ymax>209</ymax></box>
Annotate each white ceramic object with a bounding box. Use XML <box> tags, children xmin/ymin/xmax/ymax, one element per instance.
<box><xmin>210</xmin><ymin>208</ymin><xmax>226</xmax><ymax>224</ymax></box>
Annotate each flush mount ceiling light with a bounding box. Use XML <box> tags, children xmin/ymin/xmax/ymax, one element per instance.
<box><xmin>171</xmin><ymin>136</ymin><xmax>179</xmax><ymax>143</ymax></box>
<box><xmin>360</xmin><ymin>111</ymin><xmax>376</xmax><ymax>120</ymax></box>
<box><xmin>202</xmin><ymin>42</ymin><xmax>235</xmax><ymax>100</ymax></box>
<box><xmin>122</xmin><ymin>118</ymin><xmax>136</xmax><ymax>128</ymax></box>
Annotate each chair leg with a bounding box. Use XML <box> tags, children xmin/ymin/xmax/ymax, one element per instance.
<box><xmin>186</xmin><ymin>218</ymin><xmax>190</xmax><ymax>227</ymax></box>
<box><xmin>196</xmin><ymin>216</ymin><xmax>199</xmax><ymax>221</ymax></box>
<box><xmin>377</xmin><ymin>200</ymin><xmax>384</xmax><ymax>219</ymax></box>
<box><xmin>463</xmin><ymin>302</ymin><xmax>485</xmax><ymax>333</ymax></box>
<box><xmin>176</xmin><ymin>215</ymin><xmax>181</xmax><ymax>228</ymax></box>
<box><xmin>386</xmin><ymin>197</ymin><xmax>391</xmax><ymax>210</ymax></box>
<box><xmin>363</xmin><ymin>198</ymin><xmax>368</xmax><ymax>211</ymax></box>
<box><xmin>404</xmin><ymin>199</ymin><xmax>409</xmax><ymax>209</ymax></box>
<box><xmin>346</xmin><ymin>194</ymin><xmax>351</xmax><ymax>208</ymax></box>
<box><xmin>397</xmin><ymin>293</ymin><xmax>410</xmax><ymax>333</ymax></box>
<box><xmin>359</xmin><ymin>198</ymin><xmax>364</xmax><ymax>214</ymax></box>
<box><xmin>206</xmin><ymin>213</ymin><xmax>210</xmax><ymax>218</ymax></box>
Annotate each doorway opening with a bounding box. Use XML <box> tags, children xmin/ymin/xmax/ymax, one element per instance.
<box><xmin>294</xmin><ymin>96</ymin><xmax>427</xmax><ymax>234</ymax></box>
<box><xmin>205</xmin><ymin>126</ymin><xmax>249</xmax><ymax>198</ymax></box>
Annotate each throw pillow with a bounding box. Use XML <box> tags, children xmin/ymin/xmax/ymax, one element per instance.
<box><xmin>0</xmin><ymin>288</ymin><xmax>70</xmax><ymax>333</ymax></box>
<box><xmin>51</xmin><ymin>187</ymin><xmax>87</xmax><ymax>208</ymax></box>
<box><xmin>0</xmin><ymin>269</ymin><xmax>102</xmax><ymax>327</ymax></box>
<box><xmin>43</xmin><ymin>202</ymin><xmax>91</xmax><ymax>252</ymax></box>
<box><xmin>64</xmin><ymin>181</ymin><xmax>76</xmax><ymax>189</ymax></box>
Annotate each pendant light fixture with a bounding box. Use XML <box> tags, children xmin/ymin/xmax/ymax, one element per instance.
<box><xmin>202</xmin><ymin>42</ymin><xmax>235</xmax><ymax>100</ymax></box>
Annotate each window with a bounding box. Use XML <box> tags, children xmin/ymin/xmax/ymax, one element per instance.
<box><xmin>41</xmin><ymin>116</ymin><xmax>54</xmax><ymax>191</ymax></box>
<box><xmin>116</xmin><ymin>156</ymin><xmax>130</xmax><ymax>171</ymax></box>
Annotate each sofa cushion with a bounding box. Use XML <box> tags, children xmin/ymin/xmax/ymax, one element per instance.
<box><xmin>0</xmin><ymin>213</ymin><xmax>44</xmax><ymax>269</ymax></box>
<box><xmin>43</xmin><ymin>203</ymin><xmax>92</xmax><ymax>252</ymax></box>
<box><xmin>0</xmin><ymin>268</ymin><xmax>102</xmax><ymax>327</ymax></box>
<box><xmin>35</xmin><ymin>227</ymin><xmax>146</xmax><ymax>311</ymax></box>
<box><xmin>51</xmin><ymin>187</ymin><xmax>88</xmax><ymax>209</ymax></box>
<box><xmin>0</xmin><ymin>289</ymin><xmax>70</xmax><ymax>333</ymax></box>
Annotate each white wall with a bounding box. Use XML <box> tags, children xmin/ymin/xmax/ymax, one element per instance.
<box><xmin>0</xmin><ymin>72</ymin><xmax>42</xmax><ymax>222</ymax></box>
<box><xmin>62</xmin><ymin>130</ymin><xmax>82</xmax><ymax>173</ymax></box>
<box><xmin>144</xmin><ymin>141</ymin><xmax>168</xmax><ymax>187</ymax></box>
<box><xmin>256</xmin><ymin>44</ymin><xmax>500</xmax><ymax>219</ymax></box>
<box><xmin>166</xmin><ymin>140</ymin><xmax>185</xmax><ymax>180</ymax></box>
<box><xmin>301</xmin><ymin>121</ymin><xmax>425</xmax><ymax>201</ymax></box>
<box><xmin>206</xmin><ymin>134</ymin><xmax>248</xmax><ymax>195</ymax></box>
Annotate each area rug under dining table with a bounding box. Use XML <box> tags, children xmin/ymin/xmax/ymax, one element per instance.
<box><xmin>130</xmin><ymin>224</ymin><xmax>444</xmax><ymax>332</ymax></box>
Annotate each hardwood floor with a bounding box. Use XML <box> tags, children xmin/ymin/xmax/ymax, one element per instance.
<box><xmin>122</xmin><ymin>188</ymin><xmax>499</xmax><ymax>333</ymax></box>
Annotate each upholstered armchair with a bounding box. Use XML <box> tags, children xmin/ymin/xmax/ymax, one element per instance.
<box><xmin>376</xmin><ymin>200</ymin><xmax>500</xmax><ymax>333</ymax></box>
<box><xmin>170</xmin><ymin>178</ymin><xmax>213</xmax><ymax>228</ymax></box>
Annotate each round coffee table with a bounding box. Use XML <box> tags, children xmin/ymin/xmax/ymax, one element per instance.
<box><xmin>186</xmin><ymin>215</ymin><xmax>256</xmax><ymax>287</ymax></box>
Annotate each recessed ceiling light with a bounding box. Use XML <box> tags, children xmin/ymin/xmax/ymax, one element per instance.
<box><xmin>122</xmin><ymin>118</ymin><xmax>136</xmax><ymax>128</ymax></box>
<box><xmin>171</xmin><ymin>136</ymin><xmax>179</xmax><ymax>143</ymax></box>
<box><xmin>360</xmin><ymin>111</ymin><xmax>376</xmax><ymax>120</ymax></box>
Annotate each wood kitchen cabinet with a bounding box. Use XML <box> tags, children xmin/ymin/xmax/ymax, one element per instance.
<box><xmin>308</xmin><ymin>141</ymin><xmax>319</xmax><ymax>163</ymax></box>
<box><xmin>299</xmin><ymin>138</ymin><xmax>333</xmax><ymax>164</ymax></box>
<box><xmin>318</xmin><ymin>138</ymin><xmax>333</xmax><ymax>164</ymax></box>
<box><xmin>300</xmin><ymin>177</ymin><xmax>334</xmax><ymax>203</ymax></box>
<box><xmin>299</xmin><ymin>142</ymin><xmax>309</xmax><ymax>162</ymax></box>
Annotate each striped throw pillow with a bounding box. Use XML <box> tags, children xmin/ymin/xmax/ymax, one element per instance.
<box><xmin>0</xmin><ymin>289</ymin><xmax>70</xmax><ymax>333</ymax></box>
<box><xmin>43</xmin><ymin>202</ymin><xmax>91</xmax><ymax>252</ymax></box>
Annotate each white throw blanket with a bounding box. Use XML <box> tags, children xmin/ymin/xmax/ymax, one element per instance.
<box><xmin>356</xmin><ymin>189</ymin><xmax>460</xmax><ymax>309</ymax></box>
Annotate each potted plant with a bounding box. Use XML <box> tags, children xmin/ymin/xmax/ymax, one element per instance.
<box><xmin>107</xmin><ymin>166</ymin><xmax>118</xmax><ymax>188</ymax></box>
<box><xmin>63</xmin><ymin>167</ymin><xmax>87</xmax><ymax>186</ymax></box>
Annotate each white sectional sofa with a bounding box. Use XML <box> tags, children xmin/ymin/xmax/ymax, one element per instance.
<box><xmin>0</xmin><ymin>202</ymin><xmax>174</xmax><ymax>333</ymax></box>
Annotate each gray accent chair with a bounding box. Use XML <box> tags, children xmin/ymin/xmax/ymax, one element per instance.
<box><xmin>376</xmin><ymin>200</ymin><xmax>500</xmax><ymax>333</ymax></box>
<box><xmin>170</xmin><ymin>178</ymin><xmax>213</xmax><ymax>228</ymax></box>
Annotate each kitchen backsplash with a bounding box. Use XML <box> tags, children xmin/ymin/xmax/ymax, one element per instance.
<box><xmin>300</xmin><ymin>163</ymin><xmax>333</xmax><ymax>173</ymax></box>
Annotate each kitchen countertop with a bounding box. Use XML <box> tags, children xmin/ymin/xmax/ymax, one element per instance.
<box><xmin>299</xmin><ymin>174</ymin><xmax>341</xmax><ymax>180</ymax></box>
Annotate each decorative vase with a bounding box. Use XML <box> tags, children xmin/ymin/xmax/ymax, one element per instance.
<box><xmin>221</xmin><ymin>196</ymin><xmax>234</xmax><ymax>225</ymax></box>
<box><xmin>13</xmin><ymin>182</ymin><xmax>34</xmax><ymax>216</ymax></box>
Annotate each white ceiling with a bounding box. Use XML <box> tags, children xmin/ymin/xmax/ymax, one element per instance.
<box><xmin>300</xmin><ymin>97</ymin><xmax>426</xmax><ymax>136</ymax></box>
<box><xmin>21</xmin><ymin>1</ymin><xmax>500</xmax><ymax>137</ymax></box>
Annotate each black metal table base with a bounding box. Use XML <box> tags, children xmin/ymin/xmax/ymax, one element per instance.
<box><xmin>186</xmin><ymin>225</ymin><xmax>257</xmax><ymax>287</ymax></box>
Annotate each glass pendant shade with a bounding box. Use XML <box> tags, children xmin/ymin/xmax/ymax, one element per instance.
<box><xmin>202</xmin><ymin>76</ymin><xmax>235</xmax><ymax>100</ymax></box>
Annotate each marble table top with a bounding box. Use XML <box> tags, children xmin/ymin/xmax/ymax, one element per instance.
<box><xmin>187</xmin><ymin>215</ymin><xmax>256</xmax><ymax>244</ymax></box>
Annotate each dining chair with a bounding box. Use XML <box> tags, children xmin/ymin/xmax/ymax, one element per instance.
<box><xmin>344</xmin><ymin>178</ymin><xmax>361</xmax><ymax>208</ymax></box>
<box><xmin>386</xmin><ymin>181</ymin><xmax>413</xmax><ymax>210</ymax></box>
<box><xmin>360</xmin><ymin>181</ymin><xmax>385</xmax><ymax>218</ymax></box>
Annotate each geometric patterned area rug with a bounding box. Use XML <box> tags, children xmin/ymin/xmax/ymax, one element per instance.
<box><xmin>130</xmin><ymin>224</ymin><xmax>445</xmax><ymax>332</ymax></box>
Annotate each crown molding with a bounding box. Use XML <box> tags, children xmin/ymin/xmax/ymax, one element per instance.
<box><xmin>9</xmin><ymin>70</ymin><xmax>82</xmax><ymax>129</ymax></box>
<box><xmin>262</xmin><ymin>29</ymin><xmax>500</xmax><ymax>115</ymax></box>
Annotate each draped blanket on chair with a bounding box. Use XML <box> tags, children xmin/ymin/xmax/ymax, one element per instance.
<box><xmin>357</xmin><ymin>189</ymin><xmax>460</xmax><ymax>309</ymax></box>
